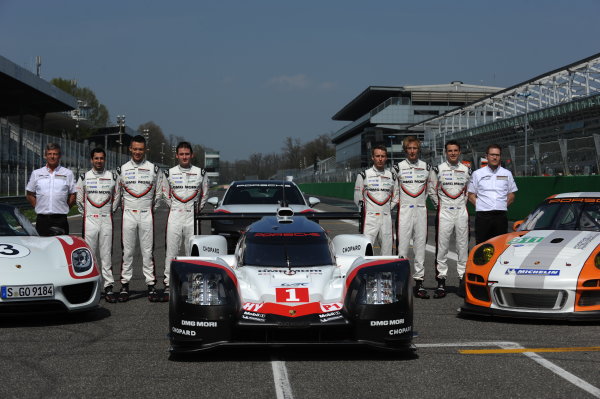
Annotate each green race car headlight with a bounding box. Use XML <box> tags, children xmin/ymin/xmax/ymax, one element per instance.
<box><xmin>473</xmin><ymin>244</ymin><xmax>495</xmax><ymax>266</ymax></box>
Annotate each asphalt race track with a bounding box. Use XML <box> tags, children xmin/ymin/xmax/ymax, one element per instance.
<box><xmin>1</xmin><ymin>197</ymin><xmax>599</xmax><ymax>398</ymax></box>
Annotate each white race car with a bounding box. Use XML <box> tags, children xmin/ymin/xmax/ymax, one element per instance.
<box><xmin>169</xmin><ymin>208</ymin><xmax>414</xmax><ymax>353</ymax></box>
<box><xmin>0</xmin><ymin>204</ymin><xmax>101</xmax><ymax>313</ymax></box>
<box><xmin>461</xmin><ymin>192</ymin><xmax>600</xmax><ymax>320</ymax></box>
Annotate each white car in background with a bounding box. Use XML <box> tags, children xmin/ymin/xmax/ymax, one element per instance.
<box><xmin>206</xmin><ymin>180</ymin><xmax>320</xmax><ymax>250</ymax></box>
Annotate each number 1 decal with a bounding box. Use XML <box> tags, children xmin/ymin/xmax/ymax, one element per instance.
<box><xmin>276</xmin><ymin>287</ymin><xmax>309</xmax><ymax>303</ymax></box>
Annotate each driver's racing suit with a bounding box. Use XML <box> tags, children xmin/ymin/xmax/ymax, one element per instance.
<box><xmin>394</xmin><ymin>159</ymin><xmax>433</xmax><ymax>280</ymax></box>
<box><xmin>162</xmin><ymin>165</ymin><xmax>208</xmax><ymax>287</ymax></box>
<box><xmin>117</xmin><ymin>159</ymin><xmax>162</xmax><ymax>286</ymax></box>
<box><xmin>429</xmin><ymin>161</ymin><xmax>471</xmax><ymax>280</ymax></box>
<box><xmin>354</xmin><ymin>166</ymin><xmax>398</xmax><ymax>255</ymax></box>
<box><xmin>76</xmin><ymin>169</ymin><xmax>120</xmax><ymax>288</ymax></box>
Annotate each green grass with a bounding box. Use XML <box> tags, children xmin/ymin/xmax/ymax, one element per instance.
<box><xmin>21</xmin><ymin>206</ymin><xmax>80</xmax><ymax>222</ymax></box>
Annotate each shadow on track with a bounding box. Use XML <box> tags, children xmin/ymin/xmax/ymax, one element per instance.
<box><xmin>0</xmin><ymin>306</ymin><xmax>111</xmax><ymax>327</ymax></box>
<box><xmin>169</xmin><ymin>345</ymin><xmax>418</xmax><ymax>362</ymax></box>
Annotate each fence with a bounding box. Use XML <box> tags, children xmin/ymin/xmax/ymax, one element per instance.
<box><xmin>0</xmin><ymin>119</ymin><xmax>122</xmax><ymax>197</ymax></box>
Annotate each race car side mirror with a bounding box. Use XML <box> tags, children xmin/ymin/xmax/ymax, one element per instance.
<box><xmin>207</xmin><ymin>197</ymin><xmax>219</xmax><ymax>207</ymax></box>
<box><xmin>308</xmin><ymin>197</ymin><xmax>320</xmax><ymax>207</ymax></box>
<box><xmin>512</xmin><ymin>220</ymin><xmax>524</xmax><ymax>231</ymax></box>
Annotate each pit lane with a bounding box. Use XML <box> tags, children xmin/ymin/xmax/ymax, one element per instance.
<box><xmin>0</xmin><ymin>197</ymin><xmax>599</xmax><ymax>398</ymax></box>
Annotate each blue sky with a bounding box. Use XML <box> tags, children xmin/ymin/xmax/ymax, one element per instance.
<box><xmin>1</xmin><ymin>0</ymin><xmax>599</xmax><ymax>160</ymax></box>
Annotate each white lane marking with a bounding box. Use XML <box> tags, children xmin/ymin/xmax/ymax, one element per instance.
<box><xmin>271</xmin><ymin>356</ymin><xmax>294</xmax><ymax>399</ymax></box>
<box><xmin>417</xmin><ymin>341</ymin><xmax>600</xmax><ymax>398</ymax></box>
<box><xmin>497</xmin><ymin>342</ymin><xmax>600</xmax><ymax>398</ymax></box>
<box><xmin>337</xmin><ymin>218</ymin><xmax>458</xmax><ymax>261</ymax></box>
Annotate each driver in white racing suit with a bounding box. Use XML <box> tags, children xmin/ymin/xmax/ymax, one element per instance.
<box><xmin>428</xmin><ymin>140</ymin><xmax>471</xmax><ymax>298</ymax></box>
<box><xmin>116</xmin><ymin>135</ymin><xmax>163</xmax><ymax>302</ymax></box>
<box><xmin>394</xmin><ymin>136</ymin><xmax>434</xmax><ymax>299</ymax></box>
<box><xmin>161</xmin><ymin>142</ymin><xmax>208</xmax><ymax>301</ymax></box>
<box><xmin>76</xmin><ymin>148</ymin><xmax>120</xmax><ymax>303</ymax></box>
<box><xmin>354</xmin><ymin>145</ymin><xmax>398</xmax><ymax>255</ymax></box>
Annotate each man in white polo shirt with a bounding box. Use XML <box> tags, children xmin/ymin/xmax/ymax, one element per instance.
<box><xmin>467</xmin><ymin>144</ymin><xmax>518</xmax><ymax>244</ymax></box>
<box><xmin>26</xmin><ymin>143</ymin><xmax>76</xmax><ymax>236</ymax></box>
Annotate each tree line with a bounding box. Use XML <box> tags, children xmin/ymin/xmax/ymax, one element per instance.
<box><xmin>219</xmin><ymin>134</ymin><xmax>335</xmax><ymax>182</ymax></box>
<box><xmin>50</xmin><ymin>77</ymin><xmax>334</xmax><ymax>179</ymax></box>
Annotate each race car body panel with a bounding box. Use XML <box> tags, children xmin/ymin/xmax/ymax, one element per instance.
<box><xmin>462</xmin><ymin>193</ymin><xmax>600</xmax><ymax>320</ymax></box>
<box><xmin>0</xmin><ymin>207</ymin><xmax>101</xmax><ymax>313</ymax></box>
<box><xmin>169</xmin><ymin>210</ymin><xmax>414</xmax><ymax>353</ymax></box>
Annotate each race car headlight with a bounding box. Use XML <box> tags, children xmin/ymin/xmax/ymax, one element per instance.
<box><xmin>473</xmin><ymin>244</ymin><xmax>495</xmax><ymax>266</ymax></box>
<box><xmin>358</xmin><ymin>271</ymin><xmax>398</xmax><ymax>305</ymax></box>
<box><xmin>185</xmin><ymin>272</ymin><xmax>226</xmax><ymax>305</ymax></box>
<box><xmin>72</xmin><ymin>248</ymin><xmax>93</xmax><ymax>273</ymax></box>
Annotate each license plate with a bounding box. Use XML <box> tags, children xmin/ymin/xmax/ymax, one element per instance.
<box><xmin>1</xmin><ymin>284</ymin><xmax>54</xmax><ymax>299</ymax></box>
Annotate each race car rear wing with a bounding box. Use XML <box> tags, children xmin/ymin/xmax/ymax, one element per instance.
<box><xmin>194</xmin><ymin>211</ymin><xmax>362</xmax><ymax>234</ymax></box>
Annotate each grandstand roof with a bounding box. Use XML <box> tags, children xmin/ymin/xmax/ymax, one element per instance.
<box><xmin>332</xmin><ymin>83</ymin><xmax>502</xmax><ymax>121</ymax></box>
<box><xmin>0</xmin><ymin>54</ymin><xmax>77</xmax><ymax>117</ymax></box>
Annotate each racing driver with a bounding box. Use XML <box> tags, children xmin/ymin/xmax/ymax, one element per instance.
<box><xmin>76</xmin><ymin>148</ymin><xmax>120</xmax><ymax>303</ymax></box>
<box><xmin>394</xmin><ymin>136</ymin><xmax>434</xmax><ymax>299</ymax></box>
<box><xmin>116</xmin><ymin>135</ymin><xmax>163</xmax><ymax>302</ymax></box>
<box><xmin>428</xmin><ymin>140</ymin><xmax>471</xmax><ymax>298</ymax></box>
<box><xmin>354</xmin><ymin>144</ymin><xmax>398</xmax><ymax>255</ymax></box>
<box><xmin>161</xmin><ymin>141</ymin><xmax>208</xmax><ymax>301</ymax></box>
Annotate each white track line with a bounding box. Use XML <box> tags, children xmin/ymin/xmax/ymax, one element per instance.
<box><xmin>418</xmin><ymin>341</ymin><xmax>600</xmax><ymax>398</ymax></box>
<box><xmin>497</xmin><ymin>342</ymin><xmax>600</xmax><ymax>398</ymax></box>
<box><xmin>271</xmin><ymin>356</ymin><xmax>294</xmax><ymax>399</ymax></box>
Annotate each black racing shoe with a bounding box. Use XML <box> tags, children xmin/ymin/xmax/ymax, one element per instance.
<box><xmin>160</xmin><ymin>286</ymin><xmax>170</xmax><ymax>302</ymax></box>
<box><xmin>457</xmin><ymin>277</ymin><xmax>466</xmax><ymax>298</ymax></box>
<box><xmin>104</xmin><ymin>285</ymin><xmax>118</xmax><ymax>303</ymax></box>
<box><xmin>413</xmin><ymin>280</ymin><xmax>430</xmax><ymax>299</ymax></box>
<box><xmin>433</xmin><ymin>278</ymin><xmax>446</xmax><ymax>299</ymax></box>
<box><xmin>148</xmin><ymin>285</ymin><xmax>160</xmax><ymax>302</ymax></box>
<box><xmin>117</xmin><ymin>283</ymin><xmax>129</xmax><ymax>302</ymax></box>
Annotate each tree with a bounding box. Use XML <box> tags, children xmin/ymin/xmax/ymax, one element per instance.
<box><xmin>50</xmin><ymin>78</ymin><xmax>110</xmax><ymax>131</ymax></box>
<box><xmin>301</xmin><ymin>133</ymin><xmax>335</xmax><ymax>168</ymax></box>
<box><xmin>137</xmin><ymin>121</ymin><xmax>173</xmax><ymax>165</ymax></box>
<box><xmin>281</xmin><ymin>137</ymin><xmax>302</xmax><ymax>169</ymax></box>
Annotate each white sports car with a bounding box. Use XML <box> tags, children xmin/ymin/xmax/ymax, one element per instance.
<box><xmin>0</xmin><ymin>204</ymin><xmax>101</xmax><ymax>313</ymax></box>
<box><xmin>206</xmin><ymin>180</ymin><xmax>320</xmax><ymax>250</ymax></box>
<box><xmin>169</xmin><ymin>208</ymin><xmax>414</xmax><ymax>354</ymax></box>
<box><xmin>461</xmin><ymin>192</ymin><xmax>600</xmax><ymax>320</ymax></box>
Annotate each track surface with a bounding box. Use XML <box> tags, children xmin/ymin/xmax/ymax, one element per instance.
<box><xmin>1</xmin><ymin>197</ymin><xmax>599</xmax><ymax>398</ymax></box>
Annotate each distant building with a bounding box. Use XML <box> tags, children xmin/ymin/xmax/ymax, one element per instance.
<box><xmin>204</xmin><ymin>150</ymin><xmax>220</xmax><ymax>185</ymax></box>
<box><xmin>331</xmin><ymin>82</ymin><xmax>502</xmax><ymax>168</ymax></box>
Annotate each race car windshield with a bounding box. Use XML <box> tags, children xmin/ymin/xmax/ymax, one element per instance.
<box><xmin>223</xmin><ymin>183</ymin><xmax>305</xmax><ymax>205</ymax></box>
<box><xmin>521</xmin><ymin>201</ymin><xmax>600</xmax><ymax>232</ymax></box>
<box><xmin>242</xmin><ymin>232</ymin><xmax>334</xmax><ymax>267</ymax></box>
<box><xmin>0</xmin><ymin>207</ymin><xmax>36</xmax><ymax>236</ymax></box>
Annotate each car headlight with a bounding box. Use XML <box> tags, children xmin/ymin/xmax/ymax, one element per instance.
<box><xmin>358</xmin><ymin>271</ymin><xmax>398</xmax><ymax>304</ymax></box>
<box><xmin>185</xmin><ymin>273</ymin><xmax>226</xmax><ymax>305</ymax></box>
<box><xmin>473</xmin><ymin>244</ymin><xmax>495</xmax><ymax>265</ymax></box>
<box><xmin>595</xmin><ymin>253</ymin><xmax>600</xmax><ymax>270</ymax></box>
<box><xmin>72</xmin><ymin>248</ymin><xmax>93</xmax><ymax>273</ymax></box>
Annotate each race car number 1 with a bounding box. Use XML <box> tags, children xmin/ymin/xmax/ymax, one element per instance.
<box><xmin>276</xmin><ymin>287</ymin><xmax>309</xmax><ymax>303</ymax></box>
